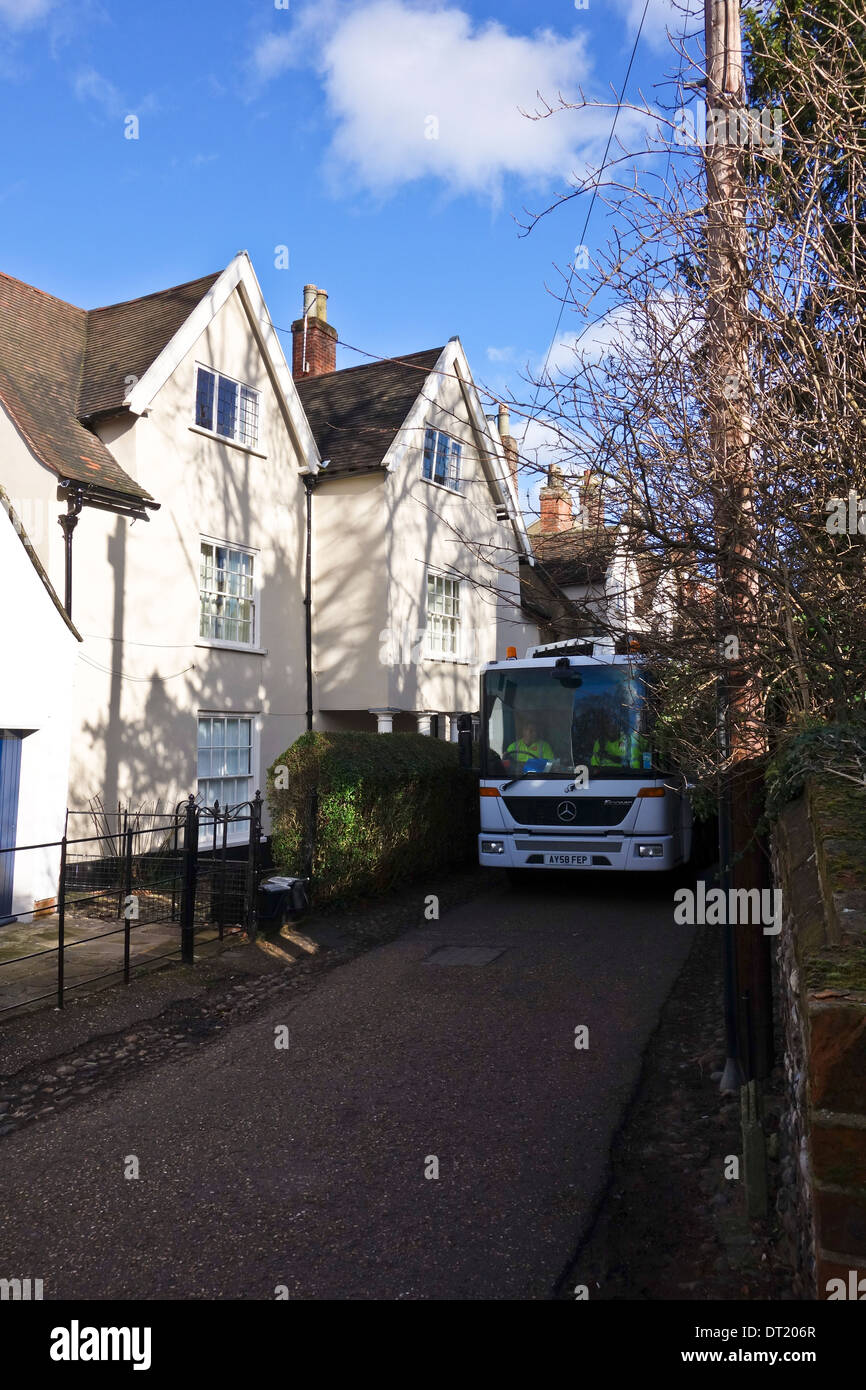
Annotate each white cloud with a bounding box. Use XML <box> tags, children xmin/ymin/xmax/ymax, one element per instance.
<box><xmin>73</xmin><ymin>69</ymin><xmax>158</xmax><ymax>124</ymax></box>
<box><xmin>250</xmin><ymin>33</ymin><xmax>293</xmax><ymax>83</ymax></box>
<box><xmin>515</xmin><ymin>416</ymin><xmax>570</xmax><ymax>514</ymax></box>
<box><xmin>612</xmin><ymin>0</ymin><xmax>694</xmax><ymax>54</ymax></box>
<box><xmin>246</xmin><ymin>0</ymin><xmax>341</xmax><ymax>83</ymax></box>
<box><xmin>487</xmin><ymin>346</ymin><xmax>515</xmax><ymax>363</ymax></box>
<box><xmin>0</xmin><ymin>0</ymin><xmax>54</xmax><ymax>27</ymax></box>
<box><xmin>249</xmin><ymin>1</ymin><xmax>634</xmax><ymax>199</ymax></box>
<box><xmin>532</xmin><ymin>296</ymin><xmax>699</xmax><ymax>400</ymax></box>
<box><xmin>74</xmin><ymin>68</ymin><xmax>124</xmax><ymax>119</ymax></box>
<box><xmin>519</xmin><ymin>414</ymin><xmax>562</xmax><ymax>464</ymax></box>
<box><xmin>540</xmin><ymin>309</ymin><xmax>638</xmax><ymax>378</ymax></box>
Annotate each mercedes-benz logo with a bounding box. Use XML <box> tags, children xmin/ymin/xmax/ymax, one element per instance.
<box><xmin>557</xmin><ymin>801</ymin><xmax>577</xmax><ymax>823</ymax></box>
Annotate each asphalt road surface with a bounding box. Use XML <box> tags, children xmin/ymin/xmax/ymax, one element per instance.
<box><xmin>0</xmin><ymin>875</ymin><xmax>695</xmax><ymax>1300</ymax></box>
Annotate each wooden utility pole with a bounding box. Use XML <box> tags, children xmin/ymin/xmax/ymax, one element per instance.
<box><xmin>704</xmin><ymin>0</ymin><xmax>774</xmax><ymax>1125</ymax></box>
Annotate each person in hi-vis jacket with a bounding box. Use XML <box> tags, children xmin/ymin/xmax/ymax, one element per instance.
<box><xmin>590</xmin><ymin>728</ymin><xmax>648</xmax><ymax>768</ymax></box>
<box><xmin>504</xmin><ymin>718</ymin><xmax>554</xmax><ymax>770</ymax></box>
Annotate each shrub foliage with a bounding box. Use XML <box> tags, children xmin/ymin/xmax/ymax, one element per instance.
<box><xmin>267</xmin><ymin>731</ymin><xmax>479</xmax><ymax>904</ymax></box>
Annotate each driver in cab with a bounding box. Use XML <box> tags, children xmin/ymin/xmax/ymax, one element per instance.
<box><xmin>503</xmin><ymin>717</ymin><xmax>554</xmax><ymax>772</ymax></box>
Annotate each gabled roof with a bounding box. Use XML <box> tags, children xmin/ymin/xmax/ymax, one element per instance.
<box><xmin>0</xmin><ymin>256</ymin><xmax>318</xmax><ymax>504</ymax></box>
<box><xmin>0</xmin><ymin>271</ymin><xmax>152</xmax><ymax>502</ymax></box>
<box><xmin>79</xmin><ymin>272</ymin><xmax>221</xmax><ymax>419</ymax></box>
<box><xmin>529</xmin><ymin>520</ymin><xmax>672</xmax><ymax>628</ymax></box>
<box><xmin>294</xmin><ymin>348</ymin><xmax>444</xmax><ymax>475</ymax></box>
<box><xmin>532</xmin><ymin>526</ymin><xmax>617</xmax><ymax>588</ymax></box>
<box><xmin>123</xmin><ymin>253</ymin><xmax>320</xmax><ymax>471</ymax></box>
<box><xmin>297</xmin><ymin>339</ymin><xmax>532</xmax><ymax>557</ymax></box>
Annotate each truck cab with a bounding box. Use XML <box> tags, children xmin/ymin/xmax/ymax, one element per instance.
<box><xmin>478</xmin><ymin>641</ymin><xmax>692</xmax><ymax>873</ymax></box>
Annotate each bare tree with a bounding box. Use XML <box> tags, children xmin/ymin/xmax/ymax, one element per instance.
<box><xmin>486</xmin><ymin>0</ymin><xmax>866</xmax><ymax>793</ymax></box>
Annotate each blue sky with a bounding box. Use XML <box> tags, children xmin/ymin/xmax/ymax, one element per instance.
<box><xmin>0</xmin><ymin>0</ymin><xmax>697</xmax><ymax>509</ymax></box>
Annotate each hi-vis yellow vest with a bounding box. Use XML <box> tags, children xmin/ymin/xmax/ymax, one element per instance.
<box><xmin>506</xmin><ymin>737</ymin><xmax>554</xmax><ymax>765</ymax></box>
<box><xmin>591</xmin><ymin>734</ymin><xmax>647</xmax><ymax>768</ymax></box>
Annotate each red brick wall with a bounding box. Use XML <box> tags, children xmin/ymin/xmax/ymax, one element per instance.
<box><xmin>810</xmin><ymin>1002</ymin><xmax>866</xmax><ymax>1295</ymax></box>
<box><xmin>539</xmin><ymin>492</ymin><xmax>573</xmax><ymax>534</ymax></box>
<box><xmin>773</xmin><ymin>783</ymin><xmax>866</xmax><ymax>1299</ymax></box>
<box><xmin>292</xmin><ymin>318</ymin><xmax>337</xmax><ymax>378</ymax></box>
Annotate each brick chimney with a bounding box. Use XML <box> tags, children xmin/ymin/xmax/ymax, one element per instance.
<box><xmin>539</xmin><ymin>464</ymin><xmax>574</xmax><ymax>534</ymax></box>
<box><xmin>578</xmin><ymin>470</ymin><xmax>605</xmax><ymax>532</ymax></box>
<box><xmin>292</xmin><ymin>284</ymin><xmax>337</xmax><ymax>378</ymax></box>
<box><xmin>497</xmin><ymin>403</ymin><xmax>519</xmax><ymax>489</ymax></box>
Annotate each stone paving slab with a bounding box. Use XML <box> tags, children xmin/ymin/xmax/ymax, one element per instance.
<box><xmin>0</xmin><ymin>914</ymin><xmax>224</xmax><ymax>1015</ymax></box>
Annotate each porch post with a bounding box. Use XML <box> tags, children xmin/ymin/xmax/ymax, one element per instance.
<box><xmin>368</xmin><ymin>708</ymin><xmax>400</xmax><ymax>734</ymax></box>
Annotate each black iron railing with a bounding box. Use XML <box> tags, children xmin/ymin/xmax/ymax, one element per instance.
<box><xmin>0</xmin><ymin>793</ymin><xmax>264</xmax><ymax>1014</ymax></box>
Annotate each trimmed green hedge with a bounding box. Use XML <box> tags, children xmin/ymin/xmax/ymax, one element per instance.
<box><xmin>267</xmin><ymin>731</ymin><xmax>479</xmax><ymax>905</ymax></box>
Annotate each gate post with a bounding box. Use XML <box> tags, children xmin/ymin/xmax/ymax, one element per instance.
<box><xmin>245</xmin><ymin>790</ymin><xmax>263</xmax><ymax>942</ymax></box>
<box><xmin>57</xmin><ymin>830</ymin><xmax>67</xmax><ymax>1010</ymax></box>
<box><xmin>123</xmin><ymin>823</ymin><xmax>134</xmax><ymax>986</ymax></box>
<box><xmin>180</xmin><ymin>795</ymin><xmax>198</xmax><ymax>965</ymax></box>
<box><xmin>117</xmin><ymin>806</ymin><xmax>128</xmax><ymax>919</ymax></box>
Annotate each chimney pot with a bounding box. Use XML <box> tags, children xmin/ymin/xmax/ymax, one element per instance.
<box><xmin>496</xmin><ymin>402</ymin><xmax>519</xmax><ymax>489</ymax></box>
<box><xmin>538</xmin><ymin>465</ymin><xmax>573</xmax><ymax>534</ymax></box>
<box><xmin>579</xmin><ymin>471</ymin><xmax>604</xmax><ymax>532</ymax></box>
<box><xmin>292</xmin><ymin>284</ymin><xmax>337</xmax><ymax>378</ymax></box>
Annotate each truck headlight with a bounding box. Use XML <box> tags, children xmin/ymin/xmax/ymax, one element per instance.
<box><xmin>636</xmin><ymin>844</ymin><xmax>664</xmax><ymax>858</ymax></box>
<box><xmin>481</xmin><ymin>839</ymin><xmax>505</xmax><ymax>855</ymax></box>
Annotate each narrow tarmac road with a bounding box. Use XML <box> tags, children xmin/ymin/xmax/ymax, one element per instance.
<box><xmin>0</xmin><ymin>875</ymin><xmax>695</xmax><ymax>1299</ymax></box>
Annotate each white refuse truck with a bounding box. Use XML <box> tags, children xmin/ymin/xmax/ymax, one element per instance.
<box><xmin>477</xmin><ymin>639</ymin><xmax>693</xmax><ymax>876</ymax></box>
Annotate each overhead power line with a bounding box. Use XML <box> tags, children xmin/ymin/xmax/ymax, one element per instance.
<box><xmin>523</xmin><ymin>0</ymin><xmax>653</xmax><ymax>443</ymax></box>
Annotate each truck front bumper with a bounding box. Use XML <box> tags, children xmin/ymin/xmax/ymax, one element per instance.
<box><xmin>478</xmin><ymin>833</ymin><xmax>679</xmax><ymax>871</ymax></box>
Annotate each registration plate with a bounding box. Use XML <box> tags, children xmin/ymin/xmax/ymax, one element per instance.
<box><xmin>546</xmin><ymin>853</ymin><xmax>590</xmax><ymax>866</ymax></box>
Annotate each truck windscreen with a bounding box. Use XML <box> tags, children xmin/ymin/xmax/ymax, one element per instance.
<box><xmin>482</xmin><ymin>664</ymin><xmax>659</xmax><ymax>781</ymax></box>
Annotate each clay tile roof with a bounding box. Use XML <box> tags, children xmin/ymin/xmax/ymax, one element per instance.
<box><xmin>533</xmin><ymin>527</ymin><xmax>617</xmax><ymax>587</ymax></box>
<box><xmin>0</xmin><ymin>267</ymin><xmax>221</xmax><ymax>504</ymax></box>
<box><xmin>0</xmin><ymin>271</ymin><xmax>142</xmax><ymax>499</ymax></box>
<box><xmin>294</xmin><ymin>347</ymin><xmax>444</xmax><ymax>475</ymax></box>
<box><xmin>79</xmin><ymin>271</ymin><xmax>221</xmax><ymax>419</ymax></box>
